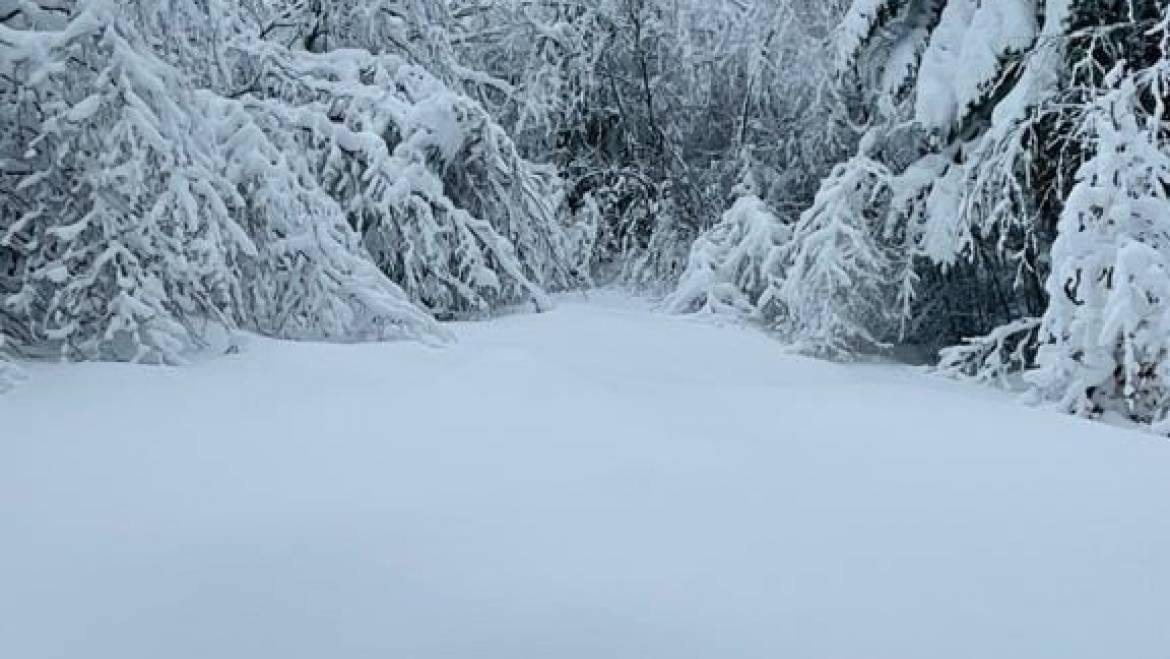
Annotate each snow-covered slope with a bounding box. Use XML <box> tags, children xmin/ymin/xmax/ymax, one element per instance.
<box><xmin>2</xmin><ymin>293</ymin><xmax>1168</xmax><ymax>659</ymax></box>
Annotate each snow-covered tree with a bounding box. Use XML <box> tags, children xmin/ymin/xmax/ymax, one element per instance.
<box><xmin>227</xmin><ymin>3</ymin><xmax>579</xmax><ymax>317</ymax></box>
<box><xmin>818</xmin><ymin>0</ymin><xmax>1170</xmax><ymax>432</ymax></box>
<box><xmin>457</xmin><ymin>0</ymin><xmax>850</xmax><ymax>292</ymax></box>
<box><xmin>1</xmin><ymin>0</ymin><xmax>613</xmax><ymax>380</ymax></box>
<box><xmin>780</xmin><ymin>139</ymin><xmax>896</xmax><ymax>357</ymax></box>
<box><xmin>827</xmin><ymin>0</ymin><xmax>1054</xmax><ymax>360</ymax></box>
<box><xmin>1</xmin><ymin>1</ymin><xmax>253</xmax><ymax>362</ymax></box>
<box><xmin>665</xmin><ymin>171</ymin><xmax>791</xmax><ymax>320</ymax></box>
<box><xmin>202</xmin><ymin>91</ymin><xmax>443</xmax><ymax>341</ymax></box>
<box><xmin>1030</xmin><ymin>51</ymin><xmax>1170</xmax><ymax>426</ymax></box>
<box><xmin>0</xmin><ymin>0</ymin><xmax>449</xmax><ymax>364</ymax></box>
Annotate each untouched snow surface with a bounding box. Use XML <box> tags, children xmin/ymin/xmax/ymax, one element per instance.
<box><xmin>2</xmin><ymin>293</ymin><xmax>1169</xmax><ymax>659</ymax></box>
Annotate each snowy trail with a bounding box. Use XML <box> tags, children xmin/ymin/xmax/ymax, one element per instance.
<box><xmin>2</xmin><ymin>293</ymin><xmax>1169</xmax><ymax>659</ymax></box>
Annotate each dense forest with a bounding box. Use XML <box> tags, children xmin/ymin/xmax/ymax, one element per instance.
<box><xmin>1</xmin><ymin>0</ymin><xmax>1168</xmax><ymax>431</ymax></box>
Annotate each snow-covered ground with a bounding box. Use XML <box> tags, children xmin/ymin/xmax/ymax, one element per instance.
<box><xmin>2</xmin><ymin>292</ymin><xmax>1168</xmax><ymax>659</ymax></box>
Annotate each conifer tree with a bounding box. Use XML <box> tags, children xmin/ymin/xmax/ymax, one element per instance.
<box><xmin>1031</xmin><ymin>23</ymin><xmax>1170</xmax><ymax>425</ymax></box>
<box><xmin>780</xmin><ymin>137</ymin><xmax>896</xmax><ymax>357</ymax></box>
<box><xmin>665</xmin><ymin>170</ymin><xmax>792</xmax><ymax>319</ymax></box>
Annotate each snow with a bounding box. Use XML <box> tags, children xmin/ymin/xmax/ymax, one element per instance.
<box><xmin>2</xmin><ymin>292</ymin><xmax>1169</xmax><ymax>659</ymax></box>
<box><xmin>665</xmin><ymin>193</ymin><xmax>789</xmax><ymax>317</ymax></box>
<box><xmin>921</xmin><ymin>162</ymin><xmax>969</xmax><ymax>264</ymax></box>
<box><xmin>915</xmin><ymin>0</ymin><xmax>1037</xmax><ymax>131</ymax></box>
<box><xmin>836</xmin><ymin>0</ymin><xmax>894</xmax><ymax>71</ymax></box>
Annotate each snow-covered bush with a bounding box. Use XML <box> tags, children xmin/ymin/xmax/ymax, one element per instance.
<box><xmin>780</xmin><ymin>142</ymin><xmax>896</xmax><ymax>357</ymax></box>
<box><xmin>665</xmin><ymin>177</ymin><xmax>791</xmax><ymax>320</ymax></box>
<box><xmin>937</xmin><ymin>317</ymin><xmax>1042</xmax><ymax>386</ymax></box>
<box><xmin>202</xmin><ymin>93</ymin><xmax>442</xmax><ymax>342</ymax></box>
